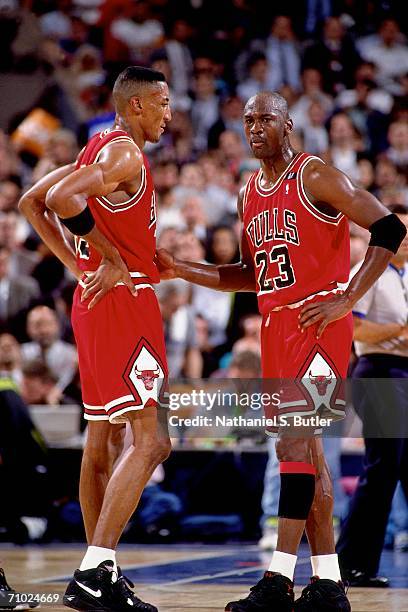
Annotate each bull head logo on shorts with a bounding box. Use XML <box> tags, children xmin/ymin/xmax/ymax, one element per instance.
<box><xmin>308</xmin><ymin>370</ymin><xmax>334</xmax><ymax>396</ymax></box>
<box><xmin>135</xmin><ymin>366</ymin><xmax>160</xmax><ymax>391</ymax></box>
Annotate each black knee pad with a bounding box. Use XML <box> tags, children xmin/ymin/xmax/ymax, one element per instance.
<box><xmin>278</xmin><ymin>462</ymin><xmax>316</xmax><ymax>520</ymax></box>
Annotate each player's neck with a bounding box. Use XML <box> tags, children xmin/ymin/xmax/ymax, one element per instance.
<box><xmin>261</xmin><ymin>146</ymin><xmax>297</xmax><ymax>183</ymax></box>
<box><xmin>113</xmin><ymin>116</ymin><xmax>146</xmax><ymax>149</ymax></box>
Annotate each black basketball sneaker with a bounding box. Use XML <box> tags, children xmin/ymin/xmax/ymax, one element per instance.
<box><xmin>294</xmin><ymin>576</ymin><xmax>351</xmax><ymax>611</ymax></box>
<box><xmin>63</xmin><ymin>560</ymin><xmax>116</xmax><ymax>611</ymax></box>
<box><xmin>114</xmin><ymin>568</ymin><xmax>157</xmax><ymax>611</ymax></box>
<box><xmin>225</xmin><ymin>571</ymin><xmax>294</xmax><ymax>611</ymax></box>
<box><xmin>0</xmin><ymin>568</ymin><xmax>39</xmax><ymax>610</ymax></box>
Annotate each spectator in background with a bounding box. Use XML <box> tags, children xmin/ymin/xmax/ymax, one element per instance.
<box><xmin>289</xmin><ymin>68</ymin><xmax>334</xmax><ymax>133</ymax></box>
<box><xmin>385</xmin><ymin>121</ymin><xmax>408</xmax><ymax>174</ymax></box>
<box><xmin>21</xmin><ymin>305</ymin><xmax>77</xmax><ymax>391</ymax></box>
<box><xmin>163</xmin><ymin>19</ymin><xmax>194</xmax><ymax>100</ymax></box>
<box><xmin>0</xmin><ymin>333</ymin><xmax>22</xmax><ymax>386</ymax></box>
<box><xmin>157</xmin><ymin>226</ymin><xmax>181</xmax><ymax>254</ymax></box>
<box><xmin>232</xmin><ymin>314</ymin><xmax>262</xmax><ymax>356</ymax></box>
<box><xmin>32</xmin><ymin>128</ymin><xmax>78</xmax><ymax>184</ymax></box>
<box><xmin>303</xmin><ymin>16</ymin><xmax>360</xmax><ymax>95</ymax></box>
<box><xmin>156</xmin><ymin>190</ymin><xmax>184</xmax><ymax>235</ymax></box>
<box><xmin>0</xmin><ymin>176</ymin><xmax>21</xmax><ymax>212</ymax></box>
<box><xmin>357</xmin><ymin>18</ymin><xmax>408</xmax><ymax>96</ymax></box>
<box><xmin>191</xmin><ymin>70</ymin><xmax>220</xmax><ymax>152</ymax></box>
<box><xmin>0</xmin><ymin>211</ymin><xmax>39</xmax><ymax>278</ymax></box>
<box><xmin>237</xmin><ymin>52</ymin><xmax>269</xmax><ymax>104</ymax></box>
<box><xmin>301</xmin><ymin>101</ymin><xmax>329</xmax><ymax>155</ymax></box>
<box><xmin>227</xmin><ymin>349</ymin><xmax>261</xmax><ymax>379</ymax></box>
<box><xmin>208</xmin><ymin>95</ymin><xmax>245</xmax><ymax>150</ymax></box>
<box><xmin>156</xmin><ymin>280</ymin><xmax>203</xmax><ymax>379</ymax></box>
<box><xmin>176</xmin><ymin>231</ymin><xmax>233</xmax><ymax>353</ymax></box>
<box><xmin>110</xmin><ymin>0</ymin><xmax>164</xmax><ymax>64</ymax></box>
<box><xmin>327</xmin><ymin>112</ymin><xmax>363</xmax><ymax>182</ymax></box>
<box><xmin>0</xmin><ymin>134</ymin><xmax>20</xmax><ymax>183</ymax></box>
<box><xmin>373</xmin><ymin>158</ymin><xmax>408</xmax><ymax>207</ymax></box>
<box><xmin>356</xmin><ymin>157</ymin><xmax>375</xmax><ymax>192</ymax></box>
<box><xmin>165</xmin><ymin>109</ymin><xmax>194</xmax><ymax>165</ymax></box>
<box><xmin>58</xmin><ymin>44</ymin><xmax>107</xmax><ymax>124</ymax></box>
<box><xmin>0</xmin><ymin>246</ymin><xmax>39</xmax><ymax>339</ymax></box>
<box><xmin>335</xmin><ymin>66</ymin><xmax>390</xmax><ymax>155</ymax></box>
<box><xmin>218</xmin><ymin>130</ymin><xmax>247</xmax><ymax>180</ymax></box>
<box><xmin>150</xmin><ymin>48</ymin><xmax>191</xmax><ymax>112</ymax></box>
<box><xmin>349</xmin><ymin>233</ymin><xmax>369</xmax><ymax>269</ymax></box>
<box><xmin>21</xmin><ymin>359</ymin><xmax>78</xmax><ymax>406</ymax></box>
<box><xmin>180</xmin><ymin>194</ymin><xmax>207</xmax><ymax>241</ymax></box>
<box><xmin>263</xmin><ymin>15</ymin><xmax>301</xmax><ymax>93</ymax></box>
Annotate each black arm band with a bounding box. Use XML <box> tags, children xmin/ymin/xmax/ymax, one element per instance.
<box><xmin>369</xmin><ymin>213</ymin><xmax>407</xmax><ymax>254</ymax></box>
<box><xmin>59</xmin><ymin>205</ymin><xmax>95</xmax><ymax>236</ymax></box>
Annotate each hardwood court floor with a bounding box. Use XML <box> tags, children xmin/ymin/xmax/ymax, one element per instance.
<box><xmin>1</xmin><ymin>544</ymin><xmax>407</xmax><ymax>611</ymax></box>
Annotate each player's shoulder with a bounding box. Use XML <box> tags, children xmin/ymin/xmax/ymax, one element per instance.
<box><xmin>96</xmin><ymin>129</ymin><xmax>143</xmax><ymax>165</ymax></box>
<box><xmin>301</xmin><ymin>154</ymin><xmax>338</xmax><ymax>184</ymax></box>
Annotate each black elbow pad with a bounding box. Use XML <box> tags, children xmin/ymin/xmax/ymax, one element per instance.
<box><xmin>369</xmin><ymin>213</ymin><xmax>407</xmax><ymax>254</ymax></box>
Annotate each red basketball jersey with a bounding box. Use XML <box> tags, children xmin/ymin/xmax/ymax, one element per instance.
<box><xmin>242</xmin><ymin>152</ymin><xmax>350</xmax><ymax>314</ymax></box>
<box><xmin>74</xmin><ymin>128</ymin><xmax>159</xmax><ymax>283</ymax></box>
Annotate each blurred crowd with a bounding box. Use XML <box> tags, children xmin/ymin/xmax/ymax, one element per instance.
<box><xmin>0</xmin><ymin>0</ymin><xmax>407</xmax><ymax>406</ymax></box>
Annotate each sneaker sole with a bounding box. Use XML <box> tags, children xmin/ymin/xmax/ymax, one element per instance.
<box><xmin>63</xmin><ymin>595</ymin><xmax>113</xmax><ymax>612</ymax></box>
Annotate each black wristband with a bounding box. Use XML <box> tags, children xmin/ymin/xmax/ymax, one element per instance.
<box><xmin>369</xmin><ymin>213</ymin><xmax>407</xmax><ymax>254</ymax></box>
<box><xmin>59</xmin><ymin>205</ymin><xmax>95</xmax><ymax>236</ymax></box>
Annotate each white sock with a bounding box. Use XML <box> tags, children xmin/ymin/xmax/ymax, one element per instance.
<box><xmin>80</xmin><ymin>546</ymin><xmax>117</xmax><ymax>573</ymax></box>
<box><xmin>268</xmin><ymin>551</ymin><xmax>297</xmax><ymax>581</ymax></box>
<box><xmin>310</xmin><ymin>554</ymin><xmax>341</xmax><ymax>581</ymax></box>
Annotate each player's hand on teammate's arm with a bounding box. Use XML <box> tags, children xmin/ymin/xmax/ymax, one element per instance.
<box><xmin>155</xmin><ymin>248</ymin><xmax>177</xmax><ymax>280</ymax></box>
<box><xmin>298</xmin><ymin>293</ymin><xmax>353</xmax><ymax>339</ymax></box>
<box><xmin>81</xmin><ymin>257</ymin><xmax>137</xmax><ymax>308</ymax></box>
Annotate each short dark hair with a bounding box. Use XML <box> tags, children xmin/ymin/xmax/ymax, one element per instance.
<box><xmin>113</xmin><ymin>66</ymin><xmax>166</xmax><ymax>110</ymax></box>
<box><xmin>388</xmin><ymin>204</ymin><xmax>408</xmax><ymax>215</ymax></box>
<box><xmin>113</xmin><ymin>66</ymin><xmax>166</xmax><ymax>90</ymax></box>
<box><xmin>229</xmin><ymin>350</ymin><xmax>261</xmax><ymax>373</ymax></box>
<box><xmin>22</xmin><ymin>359</ymin><xmax>57</xmax><ymax>384</ymax></box>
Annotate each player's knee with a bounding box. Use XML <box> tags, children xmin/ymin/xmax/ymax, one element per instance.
<box><xmin>153</xmin><ymin>437</ymin><xmax>172</xmax><ymax>464</ymax></box>
<box><xmin>275</xmin><ymin>437</ymin><xmax>310</xmax><ymax>463</ymax></box>
<box><xmin>132</xmin><ymin>435</ymin><xmax>171</xmax><ymax>465</ymax></box>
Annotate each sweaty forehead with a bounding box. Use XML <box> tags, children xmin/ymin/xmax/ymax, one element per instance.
<box><xmin>145</xmin><ymin>81</ymin><xmax>169</xmax><ymax>101</ymax></box>
<box><xmin>244</xmin><ymin>95</ymin><xmax>286</xmax><ymax>116</ymax></box>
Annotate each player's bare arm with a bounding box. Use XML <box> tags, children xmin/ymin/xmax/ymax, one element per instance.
<box><xmin>156</xmin><ymin>187</ymin><xmax>256</xmax><ymax>291</ymax></box>
<box><xmin>45</xmin><ymin>141</ymin><xmax>144</xmax><ymax>307</ymax></box>
<box><xmin>18</xmin><ymin>162</ymin><xmax>82</xmax><ymax>280</ymax></box>
<box><xmin>298</xmin><ymin>161</ymin><xmax>407</xmax><ymax>337</ymax></box>
<box><xmin>353</xmin><ymin>317</ymin><xmax>407</xmax><ymax>344</ymax></box>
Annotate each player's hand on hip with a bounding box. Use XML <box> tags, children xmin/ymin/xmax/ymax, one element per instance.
<box><xmin>155</xmin><ymin>248</ymin><xmax>177</xmax><ymax>280</ymax></box>
<box><xmin>298</xmin><ymin>293</ymin><xmax>352</xmax><ymax>339</ymax></box>
<box><xmin>81</xmin><ymin>257</ymin><xmax>137</xmax><ymax>309</ymax></box>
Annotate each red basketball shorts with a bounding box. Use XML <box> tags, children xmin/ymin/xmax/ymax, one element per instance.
<box><xmin>261</xmin><ymin>295</ymin><xmax>353</xmax><ymax>428</ymax></box>
<box><xmin>72</xmin><ymin>284</ymin><xmax>168</xmax><ymax>424</ymax></box>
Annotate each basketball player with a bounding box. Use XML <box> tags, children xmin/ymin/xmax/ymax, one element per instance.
<box><xmin>156</xmin><ymin>92</ymin><xmax>406</xmax><ymax>611</ymax></box>
<box><xmin>19</xmin><ymin>67</ymin><xmax>171</xmax><ymax>611</ymax></box>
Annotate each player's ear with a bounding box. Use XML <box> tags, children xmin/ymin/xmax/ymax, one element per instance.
<box><xmin>129</xmin><ymin>96</ymin><xmax>143</xmax><ymax>115</ymax></box>
<box><xmin>285</xmin><ymin>117</ymin><xmax>293</xmax><ymax>135</ymax></box>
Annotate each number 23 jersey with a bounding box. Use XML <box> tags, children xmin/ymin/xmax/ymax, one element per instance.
<box><xmin>242</xmin><ymin>152</ymin><xmax>350</xmax><ymax>314</ymax></box>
